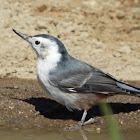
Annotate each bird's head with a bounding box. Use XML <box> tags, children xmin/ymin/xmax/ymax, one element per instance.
<box><xmin>13</xmin><ymin>29</ymin><xmax>68</xmax><ymax>61</ymax></box>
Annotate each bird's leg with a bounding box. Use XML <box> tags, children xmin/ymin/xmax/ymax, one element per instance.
<box><xmin>79</xmin><ymin>110</ymin><xmax>98</xmax><ymax>126</ymax></box>
<box><xmin>83</xmin><ymin>118</ymin><xmax>98</xmax><ymax>125</ymax></box>
<box><xmin>64</xmin><ymin>110</ymin><xmax>87</xmax><ymax>130</ymax></box>
<box><xmin>78</xmin><ymin>110</ymin><xmax>87</xmax><ymax>126</ymax></box>
<box><xmin>64</xmin><ymin>110</ymin><xmax>99</xmax><ymax>130</ymax></box>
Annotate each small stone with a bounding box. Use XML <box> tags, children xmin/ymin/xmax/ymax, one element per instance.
<box><xmin>18</xmin><ymin>111</ymin><xmax>23</xmax><ymax>114</ymax></box>
<box><xmin>28</xmin><ymin>70</ymin><xmax>33</xmax><ymax>73</ymax></box>
<box><xmin>12</xmin><ymin>70</ymin><xmax>17</xmax><ymax>73</ymax></box>
<box><xmin>117</xmin><ymin>46</ymin><xmax>131</xmax><ymax>54</ymax></box>
<box><xmin>96</xmin><ymin>127</ymin><xmax>101</xmax><ymax>133</ymax></box>
<box><xmin>82</xmin><ymin>0</ymin><xmax>100</xmax><ymax>11</ymax></box>
<box><xmin>116</xmin><ymin>11</ymin><xmax>125</xmax><ymax>19</ymax></box>
<box><xmin>113</xmin><ymin>52</ymin><xmax>121</xmax><ymax>57</ymax></box>
<box><xmin>13</xmin><ymin>86</ymin><xmax>19</xmax><ymax>89</ymax></box>
<box><xmin>132</xmin><ymin>8</ymin><xmax>140</xmax><ymax>19</ymax></box>
<box><xmin>122</xmin><ymin>58</ymin><xmax>127</xmax><ymax>61</ymax></box>
<box><xmin>9</xmin><ymin>106</ymin><xmax>14</xmax><ymax>109</ymax></box>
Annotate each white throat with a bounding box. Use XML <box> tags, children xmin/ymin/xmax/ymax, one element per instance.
<box><xmin>35</xmin><ymin>37</ymin><xmax>62</xmax><ymax>73</ymax></box>
<box><xmin>37</xmin><ymin>51</ymin><xmax>61</xmax><ymax>74</ymax></box>
<box><xmin>37</xmin><ymin>50</ymin><xmax>61</xmax><ymax>94</ymax></box>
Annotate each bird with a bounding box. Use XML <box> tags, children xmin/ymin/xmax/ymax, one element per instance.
<box><xmin>13</xmin><ymin>29</ymin><xmax>140</xmax><ymax>129</ymax></box>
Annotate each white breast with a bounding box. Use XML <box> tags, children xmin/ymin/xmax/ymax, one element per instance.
<box><xmin>37</xmin><ymin>58</ymin><xmax>58</xmax><ymax>96</ymax></box>
<box><xmin>37</xmin><ymin>58</ymin><xmax>79</xmax><ymax>110</ymax></box>
<box><xmin>37</xmin><ymin>46</ymin><xmax>61</xmax><ymax>95</ymax></box>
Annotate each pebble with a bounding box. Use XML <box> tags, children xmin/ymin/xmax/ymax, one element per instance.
<box><xmin>82</xmin><ymin>0</ymin><xmax>100</xmax><ymax>11</ymax></box>
<box><xmin>113</xmin><ymin>52</ymin><xmax>121</xmax><ymax>57</ymax></box>
<box><xmin>132</xmin><ymin>8</ymin><xmax>140</xmax><ymax>19</ymax></box>
<box><xmin>117</xmin><ymin>46</ymin><xmax>131</xmax><ymax>54</ymax></box>
<box><xmin>116</xmin><ymin>11</ymin><xmax>125</xmax><ymax>19</ymax></box>
<box><xmin>96</xmin><ymin>128</ymin><xmax>101</xmax><ymax>133</ymax></box>
<box><xmin>12</xmin><ymin>70</ymin><xmax>17</xmax><ymax>73</ymax></box>
<box><xmin>9</xmin><ymin>106</ymin><xmax>14</xmax><ymax>109</ymax></box>
<box><xmin>120</xmin><ymin>121</ymin><xmax>123</xmax><ymax>124</ymax></box>
<box><xmin>13</xmin><ymin>86</ymin><xmax>19</xmax><ymax>89</ymax></box>
<box><xmin>28</xmin><ymin>71</ymin><xmax>33</xmax><ymax>73</ymax></box>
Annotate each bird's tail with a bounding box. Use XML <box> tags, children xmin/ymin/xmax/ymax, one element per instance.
<box><xmin>116</xmin><ymin>81</ymin><xmax>140</xmax><ymax>97</ymax></box>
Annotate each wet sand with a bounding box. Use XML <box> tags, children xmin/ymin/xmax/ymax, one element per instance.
<box><xmin>0</xmin><ymin>78</ymin><xmax>140</xmax><ymax>131</ymax></box>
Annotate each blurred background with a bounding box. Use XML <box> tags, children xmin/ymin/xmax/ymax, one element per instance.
<box><xmin>0</xmin><ymin>0</ymin><xmax>140</xmax><ymax>81</ymax></box>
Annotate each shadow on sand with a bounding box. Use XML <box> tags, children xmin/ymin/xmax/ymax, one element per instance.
<box><xmin>22</xmin><ymin>97</ymin><xmax>140</xmax><ymax>121</ymax></box>
<box><xmin>1</xmin><ymin>78</ymin><xmax>140</xmax><ymax>122</ymax></box>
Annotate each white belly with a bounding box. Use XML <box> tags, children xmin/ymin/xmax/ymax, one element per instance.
<box><xmin>37</xmin><ymin>69</ymin><xmax>79</xmax><ymax>110</ymax></box>
<box><xmin>37</xmin><ymin>58</ymin><xmax>79</xmax><ymax>110</ymax></box>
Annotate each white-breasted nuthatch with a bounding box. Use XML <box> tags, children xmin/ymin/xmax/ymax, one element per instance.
<box><xmin>13</xmin><ymin>29</ymin><xmax>140</xmax><ymax>129</ymax></box>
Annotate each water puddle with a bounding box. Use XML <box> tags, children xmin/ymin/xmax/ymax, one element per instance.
<box><xmin>0</xmin><ymin>127</ymin><xmax>140</xmax><ymax>140</ymax></box>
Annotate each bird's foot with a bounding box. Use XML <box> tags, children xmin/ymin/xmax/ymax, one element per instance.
<box><xmin>83</xmin><ymin>118</ymin><xmax>98</xmax><ymax>125</ymax></box>
<box><xmin>64</xmin><ymin>118</ymin><xmax>100</xmax><ymax>130</ymax></box>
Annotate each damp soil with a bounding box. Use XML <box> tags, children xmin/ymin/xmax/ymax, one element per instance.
<box><xmin>0</xmin><ymin>78</ymin><xmax>140</xmax><ymax>132</ymax></box>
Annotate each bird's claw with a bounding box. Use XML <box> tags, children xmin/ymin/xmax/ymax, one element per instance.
<box><xmin>83</xmin><ymin>118</ymin><xmax>97</xmax><ymax>125</ymax></box>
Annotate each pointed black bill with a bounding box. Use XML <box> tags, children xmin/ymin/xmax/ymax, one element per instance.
<box><xmin>13</xmin><ymin>29</ymin><xmax>30</xmax><ymax>42</ymax></box>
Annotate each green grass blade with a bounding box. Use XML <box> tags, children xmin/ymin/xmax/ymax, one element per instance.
<box><xmin>100</xmin><ymin>103</ymin><xmax>122</xmax><ymax>140</ymax></box>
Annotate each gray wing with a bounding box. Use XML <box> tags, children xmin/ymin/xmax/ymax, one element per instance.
<box><xmin>50</xmin><ymin>60</ymin><xmax>125</xmax><ymax>95</ymax></box>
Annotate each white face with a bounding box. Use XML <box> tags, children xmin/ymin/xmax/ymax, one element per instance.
<box><xmin>29</xmin><ymin>37</ymin><xmax>61</xmax><ymax>60</ymax></box>
<box><xmin>13</xmin><ymin>30</ymin><xmax>62</xmax><ymax>66</ymax></box>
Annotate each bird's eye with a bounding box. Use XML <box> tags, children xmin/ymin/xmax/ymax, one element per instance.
<box><xmin>35</xmin><ymin>41</ymin><xmax>40</xmax><ymax>45</ymax></box>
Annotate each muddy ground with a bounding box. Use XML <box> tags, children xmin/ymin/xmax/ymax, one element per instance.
<box><xmin>0</xmin><ymin>0</ymin><xmax>140</xmax><ymax>132</ymax></box>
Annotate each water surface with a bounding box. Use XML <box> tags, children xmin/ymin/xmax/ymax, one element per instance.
<box><xmin>0</xmin><ymin>127</ymin><xmax>139</xmax><ymax>140</ymax></box>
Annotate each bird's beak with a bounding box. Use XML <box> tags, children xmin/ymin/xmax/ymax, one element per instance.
<box><xmin>13</xmin><ymin>29</ymin><xmax>31</xmax><ymax>43</ymax></box>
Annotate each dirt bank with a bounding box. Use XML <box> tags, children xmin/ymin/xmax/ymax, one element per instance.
<box><xmin>0</xmin><ymin>78</ymin><xmax>140</xmax><ymax>131</ymax></box>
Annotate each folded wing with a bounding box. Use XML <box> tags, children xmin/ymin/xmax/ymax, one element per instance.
<box><xmin>50</xmin><ymin>62</ymin><xmax>126</xmax><ymax>95</ymax></box>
